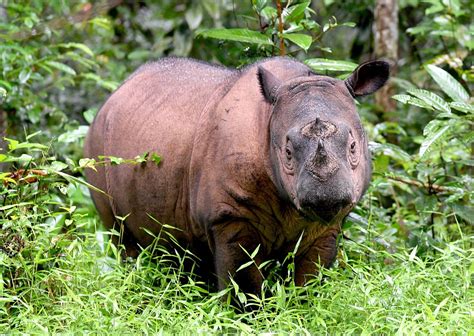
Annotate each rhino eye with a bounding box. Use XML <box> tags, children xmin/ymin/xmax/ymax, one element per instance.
<box><xmin>283</xmin><ymin>139</ymin><xmax>295</xmax><ymax>173</ymax></box>
<box><xmin>350</xmin><ymin>141</ymin><xmax>356</xmax><ymax>153</ymax></box>
<box><xmin>348</xmin><ymin>133</ymin><xmax>360</xmax><ymax>168</ymax></box>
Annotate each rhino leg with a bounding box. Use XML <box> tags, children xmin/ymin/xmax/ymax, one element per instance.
<box><xmin>211</xmin><ymin>222</ymin><xmax>264</xmax><ymax>295</ymax></box>
<box><xmin>294</xmin><ymin>228</ymin><xmax>339</xmax><ymax>285</ymax></box>
<box><xmin>85</xmin><ymin>163</ymin><xmax>140</xmax><ymax>258</ymax></box>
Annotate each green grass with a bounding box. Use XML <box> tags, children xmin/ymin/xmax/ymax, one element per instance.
<box><xmin>2</xmin><ymin>230</ymin><xmax>472</xmax><ymax>335</ymax></box>
<box><xmin>0</xmin><ymin>153</ymin><xmax>472</xmax><ymax>334</ymax></box>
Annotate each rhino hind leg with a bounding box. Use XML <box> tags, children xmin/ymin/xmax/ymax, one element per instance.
<box><xmin>84</xmin><ymin>122</ymin><xmax>140</xmax><ymax>258</ymax></box>
<box><xmin>90</xmin><ymin>190</ymin><xmax>141</xmax><ymax>258</ymax></box>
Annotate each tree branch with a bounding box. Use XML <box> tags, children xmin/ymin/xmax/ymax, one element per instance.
<box><xmin>386</xmin><ymin>175</ymin><xmax>451</xmax><ymax>194</ymax></box>
<box><xmin>276</xmin><ymin>0</ymin><xmax>285</xmax><ymax>56</ymax></box>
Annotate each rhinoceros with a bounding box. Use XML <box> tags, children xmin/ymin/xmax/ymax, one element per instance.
<box><xmin>84</xmin><ymin>57</ymin><xmax>388</xmax><ymax>294</ymax></box>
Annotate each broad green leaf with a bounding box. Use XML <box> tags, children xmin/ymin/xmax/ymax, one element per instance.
<box><xmin>6</xmin><ymin>138</ymin><xmax>48</xmax><ymax>151</ymax></box>
<box><xmin>419</xmin><ymin>125</ymin><xmax>450</xmax><ymax>158</ymax></box>
<box><xmin>19</xmin><ymin>69</ymin><xmax>32</xmax><ymax>84</ymax></box>
<box><xmin>127</xmin><ymin>50</ymin><xmax>151</xmax><ymax>60</ymax></box>
<box><xmin>283</xmin><ymin>1</ymin><xmax>310</xmax><ymax>23</ymax></box>
<box><xmin>0</xmin><ymin>87</ymin><xmax>6</xmax><ymax>103</ymax></box>
<box><xmin>196</xmin><ymin>28</ymin><xmax>273</xmax><ymax>45</ymax></box>
<box><xmin>202</xmin><ymin>0</ymin><xmax>220</xmax><ymax>20</ymax></box>
<box><xmin>282</xmin><ymin>33</ymin><xmax>312</xmax><ymax>51</ymax></box>
<box><xmin>369</xmin><ymin>141</ymin><xmax>411</xmax><ymax>162</ymax></box>
<box><xmin>83</xmin><ymin>73</ymin><xmax>118</xmax><ymax>91</ymax></box>
<box><xmin>0</xmin><ymin>44</ymin><xmax>29</xmax><ymax>56</ymax></box>
<box><xmin>305</xmin><ymin>58</ymin><xmax>357</xmax><ymax>72</ymax></box>
<box><xmin>449</xmin><ymin>102</ymin><xmax>474</xmax><ymax>114</ymax></box>
<box><xmin>50</xmin><ymin>161</ymin><xmax>68</xmax><ymax>172</ymax></box>
<box><xmin>27</xmin><ymin>107</ymin><xmax>40</xmax><ymax>124</ymax></box>
<box><xmin>253</xmin><ymin>0</ymin><xmax>268</xmax><ymax>11</ymax></box>
<box><xmin>64</xmin><ymin>51</ymin><xmax>97</xmax><ymax>69</ymax></box>
<box><xmin>261</xmin><ymin>6</ymin><xmax>277</xmax><ymax>20</ymax></box>
<box><xmin>425</xmin><ymin>64</ymin><xmax>469</xmax><ymax>102</ymax></box>
<box><xmin>185</xmin><ymin>4</ymin><xmax>203</xmax><ymax>30</ymax></box>
<box><xmin>37</xmin><ymin>62</ymin><xmax>54</xmax><ymax>75</ymax></box>
<box><xmin>18</xmin><ymin>154</ymin><xmax>33</xmax><ymax>164</ymax></box>
<box><xmin>57</xmin><ymin>43</ymin><xmax>94</xmax><ymax>56</ymax></box>
<box><xmin>392</xmin><ymin>94</ymin><xmax>433</xmax><ymax>109</ymax></box>
<box><xmin>45</xmin><ymin>61</ymin><xmax>76</xmax><ymax>76</ymax></box>
<box><xmin>0</xmin><ymin>80</ymin><xmax>12</xmax><ymax>90</ymax></box>
<box><xmin>58</xmin><ymin>126</ymin><xmax>89</xmax><ymax>143</ymax></box>
<box><xmin>373</xmin><ymin>122</ymin><xmax>407</xmax><ymax>137</ymax></box>
<box><xmin>406</xmin><ymin>97</ymin><xmax>432</xmax><ymax>109</ymax></box>
<box><xmin>89</xmin><ymin>17</ymin><xmax>113</xmax><ymax>31</ymax></box>
<box><xmin>407</xmin><ymin>88</ymin><xmax>451</xmax><ymax>113</ymax></box>
<box><xmin>422</xmin><ymin>119</ymin><xmax>445</xmax><ymax>137</ymax></box>
<box><xmin>391</xmin><ymin>94</ymin><xmax>412</xmax><ymax>104</ymax></box>
<box><xmin>83</xmin><ymin>108</ymin><xmax>97</xmax><ymax>124</ymax></box>
<box><xmin>5</xmin><ymin>138</ymin><xmax>19</xmax><ymax>151</ymax></box>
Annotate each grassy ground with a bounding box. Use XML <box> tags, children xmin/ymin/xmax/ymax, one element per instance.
<box><xmin>2</xmin><ymin>226</ymin><xmax>472</xmax><ymax>334</ymax></box>
<box><xmin>0</xmin><ymin>161</ymin><xmax>472</xmax><ymax>334</ymax></box>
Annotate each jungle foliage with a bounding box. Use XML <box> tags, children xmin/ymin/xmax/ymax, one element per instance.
<box><xmin>0</xmin><ymin>0</ymin><xmax>472</xmax><ymax>333</ymax></box>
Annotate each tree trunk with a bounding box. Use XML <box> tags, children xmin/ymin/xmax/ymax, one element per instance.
<box><xmin>374</xmin><ymin>0</ymin><xmax>398</xmax><ymax>113</ymax></box>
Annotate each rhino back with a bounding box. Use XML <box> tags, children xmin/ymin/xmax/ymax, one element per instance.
<box><xmin>87</xmin><ymin>58</ymin><xmax>237</xmax><ymax>246</ymax></box>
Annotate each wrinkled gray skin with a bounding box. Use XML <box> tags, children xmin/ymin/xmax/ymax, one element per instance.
<box><xmin>84</xmin><ymin>57</ymin><xmax>389</xmax><ymax>294</ymax></box>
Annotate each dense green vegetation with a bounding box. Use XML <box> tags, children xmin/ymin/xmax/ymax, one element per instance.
<box><xmin>0</xmin><ymin>0</ymin><xmax>472</xmax><ymax>333</ymax></box>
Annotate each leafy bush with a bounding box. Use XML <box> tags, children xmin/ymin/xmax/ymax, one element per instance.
<box><xmin>354</xmin><ymin>0</ymin><xmax>474</xmax><ymax>254</ymax></box>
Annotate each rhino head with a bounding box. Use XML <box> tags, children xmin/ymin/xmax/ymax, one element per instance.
<box><xmin>258</xmin><ymin>61</ymin><xmax>389</xmax><ymax>224</ymax></box>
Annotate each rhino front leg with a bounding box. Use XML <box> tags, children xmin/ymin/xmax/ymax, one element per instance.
<box><xmin>211</xmin><ymin>221</ymin><xmax>264</xmax><ymax>295</ymax></box>
<box><xmin>294</xmin><ymin>227</ymin><xmax>339</xmax><ymax>285</ymax></box>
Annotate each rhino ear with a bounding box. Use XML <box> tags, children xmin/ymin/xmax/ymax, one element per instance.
<box><xmin>344</xmin><ymin>60</ymin><xmax>390</xmax><ymax>97</ymax></box>
<box><xmin>258</xmin><ymin>66</ymin><xmax>282</xmax><ymax>103</ymax></box>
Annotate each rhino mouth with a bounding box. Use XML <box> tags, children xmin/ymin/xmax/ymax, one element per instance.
<box><xmin>299</xmin><ymin>200</ymin><xmax>354</xmax><ymax>225</ymax></box>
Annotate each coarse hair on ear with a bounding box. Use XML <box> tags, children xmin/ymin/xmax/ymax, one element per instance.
<box><xmin>257</xmin><ymin>66</ymin><xmax>282</xmax><ymax>103</ymax></box>
<box><xmin>344</xmin><ymin>60</ymin><xmax>390</xmax><ymax>97</ymax></box>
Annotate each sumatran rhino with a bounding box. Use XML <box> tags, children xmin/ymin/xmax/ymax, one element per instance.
<box><xmin>84</xmin><ymin>57</ymin><xmax>388</xmax><ymax>294</ymax></box>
